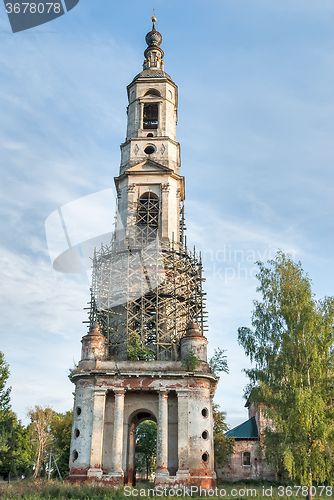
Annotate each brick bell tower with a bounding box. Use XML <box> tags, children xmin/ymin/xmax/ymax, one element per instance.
<box><xmin>68</xmin><ymin>16</ymin><xmax>218</xmax><ymax>488</ymax></box>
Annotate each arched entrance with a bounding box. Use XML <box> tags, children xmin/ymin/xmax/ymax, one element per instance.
<box><xmin>135</xmin><ymin>420</ymin><xmax>157</xmax><ymax>482</ymax></box>
<box><xmin>127</xmin><ymin>410</ymin><xmax>157</xmax><ymax>485</ymax></box>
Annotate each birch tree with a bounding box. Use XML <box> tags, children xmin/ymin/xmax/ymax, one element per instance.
<box><xmin>238</xmin><ymin>252</ymin><xmax>334</xmax><ymax>497</ymax></box>
<box><xmin>28</xmin><ymin>405</ymin><xmax>53</xmax><ymax>478</ymax></box>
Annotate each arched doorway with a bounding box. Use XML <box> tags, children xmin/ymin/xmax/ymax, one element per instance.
<box><xmin>135</xmin><ymin>419</ymin><xmax>157</xmax><ymax>483</ymax></box>
<box><xmin>127</xmin><ymin>410</ymin><xmax>157</xmax><ymax>485</ymax></box>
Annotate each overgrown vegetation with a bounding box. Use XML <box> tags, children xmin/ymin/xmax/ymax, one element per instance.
<box><xmin>0</xmin><ymin>479</ymin><xmax>120</xmax><ymax>499</ymax></box>
<box><xmin>0</xmin><ymin>479</ymin><xmax>330</xmax><ymax>499</ymax></box>
<box><xmin>127</xmin><ymin>333</ymin><xmax>155</xmax><ymax>361</ymax></box>
<box><xmin>209</xmin><ymin>347</ymin><xmax>229</xmax><ymax>376</ymax></box>
<box><xmin>181</xmin><ymin>347</ymin><xmax>201</xmax><ymax>371</ymax></box>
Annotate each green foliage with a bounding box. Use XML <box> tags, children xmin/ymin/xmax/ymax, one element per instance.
<box><xmin>50</xmin><ymin>411</ymin><xmax>73</xmax><ymax>479</ymax></box>
<box><xmin>0</xmin><ymin>353</ymin><xmax>74</xmax><ymax>481</ymax></box>
<box><xmin>209</xmin><ymin>347</ymin><xmax>229</xmax><ymax>375</ymax></box>
<box><xmin>127</xmin><ymin>333</ymin><xmax>155</xmax><ymax>361</ymax></box>
<box><xmin>0</xmin><ymin>352</ymin><xmax>33</xmax><ymax>479</ymax></box>
<box><xmin>0</xmin><ymin>412</ymin><xmax>34</xmax><ymax>478</ymax></box>
<box><xmin>0</xmin><ymin>478</ymin><xmax>324</xmax><ymax>499</ymax></box>
<box><xmin>238</xmin><ymin>251</ymin><xmax>334</xmax><ymax>486</ymax></box>
<box><xmin>135</xmin><ymin>420</ymin><xmax>157</xmax><ymax>480</ymax></box>
<box><xmin>0</xmin><ymin>351</ymin><xmax>11</xmax><ymax>413</ymax></box>
<box><xmin>0</xmin><ymin>351</ymin><xmax>12</xmax><ymax>462</ymax></box>
<box><xmin>0</xmin><ymin>479</ymin><xmax>126</xmax><ymax>499</ymax></box>
<box><xmin>181</xmin><ymin>347</ymin><xmax>201</xmax><ymax>371</ymax></box>
<box><xmin>0</xmin><ymin>409</ymin><xmax>10</xmax><ymax>457</ymax></box>
<box><xmin>212</xmin><ymin>403</ymin><xmax>234</xmax><ymax>466</ymax></box>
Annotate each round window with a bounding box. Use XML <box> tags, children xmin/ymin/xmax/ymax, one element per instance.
<box><xmin>75</xmin><ymin>428</ymin><xmax>80</xmax><ymax>438</ymax></box>
<box><xmin>202</xmin><ymin>430</ymin><xmax>208</xmax><ymax>440</ymax></box>
<box><xmin>202</xmin><ymin>453</ymin><xmax>209</xmax><ymax>462</ymax></box>
<box><xmin>144</xmin><ymin>145</ymin><xmax>155</xmax><ymax>155</ymax></box>
<box><xmin>202</xmin><ymin>408</ymin><xmax>208</xmax><ymax>418</ymax></box>
<box><xmin>76</xmin><ymin>407</ymin><xmax>81</xmax><ymax>416</ymax></box>
<box><xmin>73</xmin><ymin>450</ymin><xmax>78</xmax><ymax>461</ymax></box>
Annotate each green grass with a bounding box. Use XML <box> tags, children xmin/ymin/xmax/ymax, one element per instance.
<box><xmin>0</xmin><ymin>479</ymin><xmax>118</xmax><ymax>499</ymax></box>
<box><xmin>0</xmin><ymin>479</ymin><xmax>332</xmax><ymax>499</ymax></box>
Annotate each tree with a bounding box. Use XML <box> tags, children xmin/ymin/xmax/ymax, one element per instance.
<box><xmin>181</xmin><ymin>347</ymin><xmax>201</xmax><ymax>371</ymax></box>
<box><xmin>238</xmin><ymin>251</ymin><xmax>334</xmax><ymax>496</ymax></box>
<box><xmin>28</xmin><ymin>405</ymin><xmax>54</xmax><ymax>478</ymax></box>
<box><xmin>50</xmin><ymin>410</ymin><xmax>73</xmax><ymax>479</ymax></box>
<box><xmin>212</xmin><ymin>403</ymin><xmax>234</xmax><ymax>467</ymax></box>
<box><xmin>0</xmin><ymin>412</ymin><xmax>34</xmax><ymax>478</ymax></box>
<box><xmin>135</xmin><ymin>420</ymin><xmax>157</xmax><ymax>481</ymax></box>
<box><xmin>209</xmin><ymin>347</ymin><xmax>229</xmax><ymax>376</ymax></box>
<box><xmin>0</xmin><ymin>352</ymin><xmax>33</xmax><ymax>479</ymax></box>
<box><xmin>0</xmin><ymin>351</ymin><xmax>11</xmax><ymax>413</ymax></box>
<box><xmin>0</xmin><ymin>351</ymin><xmax>11</xmax><ymax>462</ymax></box>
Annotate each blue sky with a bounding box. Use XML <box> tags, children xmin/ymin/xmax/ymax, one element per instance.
<box><xmin>0</xmin><ymin>0</ymin><xmax>333</xmax><ymax>429</ymax></box>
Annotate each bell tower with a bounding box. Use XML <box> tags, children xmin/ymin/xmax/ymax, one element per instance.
<box><xmin>116</xmin><ymin>15</ymin><xmax>183</xmax><ymax>249</ymax></box>
<box><xmin>68</xmin><ymin>16</ymin><xmax>218</xmax><ymax>489</ymax></box>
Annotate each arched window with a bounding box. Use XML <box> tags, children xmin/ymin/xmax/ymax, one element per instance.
<box><xmin>144</xmin><ymin>88</ymin><xmax>161</xmax><ymax>97</ymax></box>
<box><xmin>143</xmin><ymin>104</ymin><xmax>158</xmax><ymax>129</ymax></box>
<box><xmin>136</xmin><ymin>192</ymin><xmax>160</xmax><ymax>242</ymax></box>
<box><xmin>243</xmin><ymin>451</ymin><xmax>251</xmax><ymax>466</ymax></box>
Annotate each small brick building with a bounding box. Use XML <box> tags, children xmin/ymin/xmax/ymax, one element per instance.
<box><xmin>216</xmin><ymin>402</ymin><xmax>275</xmax><ymax>482</ymax></box>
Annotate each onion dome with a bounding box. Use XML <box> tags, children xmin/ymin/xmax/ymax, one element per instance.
<box><xmin>145</xmin><ymin>15</ymin><xmax>162</xmax><ymax>47</ymax></box>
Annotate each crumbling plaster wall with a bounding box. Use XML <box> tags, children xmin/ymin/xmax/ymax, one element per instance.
<box><xmin>69</xmin><ymin>359</ymin><xmax>217</xmax><ymax>486</ymax></box>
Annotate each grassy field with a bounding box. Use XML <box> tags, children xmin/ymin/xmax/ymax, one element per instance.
<box><xmin>0</xmin><ymin>479</ymin><xmax>333</xmax><ymax>499</ymax></box>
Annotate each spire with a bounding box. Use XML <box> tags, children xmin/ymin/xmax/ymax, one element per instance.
<box><xmin>152</xmin><ymin>8</ymin><xmax>156</xmax><ymax>30</ymax></box>
<box><xmin>145</xmin><ymin>13</ymin><xmax>162</xmax><ymax>47</ymax></box>
<box><xmin>143</xmin><ymin>13</ymin><xmax>164</xmax><ymax>70</ymax></box>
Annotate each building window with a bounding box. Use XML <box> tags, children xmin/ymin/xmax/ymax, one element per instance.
<box><xmin>243</xmin><ymin>451</ymin><xmax>251</xmax><ymax>466</ymax></box>
<box><xmin>144</xmin><ymin>89</ymin><xmax>161</xmax><ymax>97</ymax></box>
<box><xmin>144</xmin><ymin>145</ymin><xmax>155</xmax><ymax>155</ymax></box>
<box><xmin>143</xmin><ymin>104</ymin><xmax>158</xmax><ymax>129</ymax></box>
<box><xmin>136</xmin><ymin>192</ymin><xmax>160</xmax><ymax>242</ymax></box>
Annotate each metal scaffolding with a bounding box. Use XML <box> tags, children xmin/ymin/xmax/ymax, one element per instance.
<box><xmin>87</xmin><ymin>234</ymin><xmax>207</xmax><ymax>361</ymax></box>
<box><xmin>86</xmin><ymin>195</ymin><xmax>207</xmax><ymax>361</ymax></box>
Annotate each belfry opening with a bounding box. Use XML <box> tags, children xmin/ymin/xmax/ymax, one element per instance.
<box><xmin>67</xmin><ymin>15</ymin><xmax>219</xmax><ymax>488</ymax></box>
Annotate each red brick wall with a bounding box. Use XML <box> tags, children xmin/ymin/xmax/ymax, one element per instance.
<box><xmin>216</xmin><ymin>440</ymin><xmax>275</xmax><ymax>482</ymax></box>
